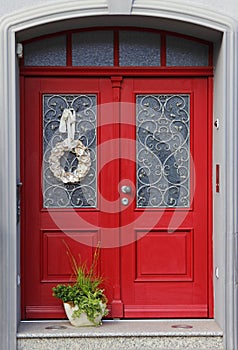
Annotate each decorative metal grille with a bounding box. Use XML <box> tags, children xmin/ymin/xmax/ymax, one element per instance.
<box><xmin>43</xmin><ymin>94</ymin><xmax>97</xmax><ymax>208</ymax></box>
<box><xmin>136</xmin><ymin>94</ymin><xmax>190</xmax><ymax>208</ymax></box>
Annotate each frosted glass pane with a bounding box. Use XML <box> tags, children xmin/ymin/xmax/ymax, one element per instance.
<box><xmin>72</xmin><ymin>31</ymin><xmax>114</xmax><ymax>66</ymax></box>
<box><xmin>24</xmin><ymin>36</ymin><xmax>66</xmax><ymax>66</ymax></box>
<box><xmin>136</xmin><ymin>94</ymin><xmax>190</xmax><ymax>208</ymax></box>
<box><xmin>166</xmin><ymin>36</ymin><xmax>209</xmax><ymax>66</ymax></box>
<box><xmin>119</xmin><ymin>31</ymin><xmax>161</xmax><ymax>66</ymax></box>
<box><xmin>43</xmin><ymin>94</ymin><xmax>97</xmax><ymax>208</ymax></box>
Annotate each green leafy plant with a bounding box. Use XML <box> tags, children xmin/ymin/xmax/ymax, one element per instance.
<box><xmin>52</xmin><ymin>242</ymin><xmax>108</xmax><ymax>325</ymax></box>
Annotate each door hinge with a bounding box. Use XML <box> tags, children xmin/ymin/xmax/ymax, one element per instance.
<box><xmin>17</xmin><ymin>182</ymin><xmax>22</xmax><ymax>223</ymax></box>
<box><xmin>17</xmin><ymin>274</ymin><xmax>21</xmax><ymax>286</ymax></box>
<box><xmin>216</xmin><ymin>164</ymin><xmax>220</xmax><ymax>193</ymax></box>
<box><xmin>214</xmin><ymin>118</ymin><xmax>219</xmax><ymax>130</ymax></box>
<box><xmin>16</xmin><ymin>43</ymin><xmax>23</xmax><ymax>59</ymax></box>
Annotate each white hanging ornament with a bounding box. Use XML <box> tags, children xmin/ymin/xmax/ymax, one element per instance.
<box><xmin>49</xmin><ymin>109</ymin><xmax>91</xmax><ymax>183</ymax></box>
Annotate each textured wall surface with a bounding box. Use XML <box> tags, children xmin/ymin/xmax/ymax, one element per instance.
<box><xmin>134</xmin><ymin>0</ymin><xmax>238</xmax><ymax>19</ymax></box>
<box><xmin>0</xmin><ymin>0</ymin><xmax>237</xmax><ymax>20</ymax></box>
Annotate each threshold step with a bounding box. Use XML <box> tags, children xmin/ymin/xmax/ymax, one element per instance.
<box><xmin>17</xmin><ymin>319</ymin><xmax>224</xmax><ymax>350</ymax></box>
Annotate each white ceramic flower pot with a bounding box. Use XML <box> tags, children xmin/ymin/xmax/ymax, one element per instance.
<box><xmin>63</xmin><ymin>302</ymin><xmax>106</xmax><ymax>327</ymax></box>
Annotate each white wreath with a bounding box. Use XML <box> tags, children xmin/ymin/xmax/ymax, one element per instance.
<box><xmin>49</xmin><ymin>139</ymin><xmax>91</xmax><ymax>183</ymax></box>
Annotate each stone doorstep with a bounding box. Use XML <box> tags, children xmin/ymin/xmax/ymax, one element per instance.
<box><xmin>17</xmin><ymin>319</ymin><xmax>224</xmax><ymax>350</ymax></box>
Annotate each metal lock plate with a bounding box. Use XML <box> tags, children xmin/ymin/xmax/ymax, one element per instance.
<box><xmin>121</xmin><ymin>197</ymin><xmax>129</xmax><ymax>206</ymax></box>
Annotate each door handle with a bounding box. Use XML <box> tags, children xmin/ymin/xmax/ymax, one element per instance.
<box><xmin>121</xmin><ymin>185</ymin><xmax>131</xmax><ymax>194</ymax></box>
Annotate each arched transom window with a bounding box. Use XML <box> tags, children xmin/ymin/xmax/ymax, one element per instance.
<box><xmin>22</xmin><ymin>28</ymin><xmax>212</xmax><ymax>67</ymax></box>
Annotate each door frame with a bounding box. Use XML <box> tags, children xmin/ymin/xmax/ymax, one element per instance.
<box><xmin>0</xmin><ymin>3</ymin><xmax>236</xmax><ymax>349</ymax></box>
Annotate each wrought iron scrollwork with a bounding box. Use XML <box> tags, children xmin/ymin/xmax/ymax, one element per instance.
<box><xmin>43</xmin><ymin>94</ymin><xmax>97</xmax><ymax>208</ymax></box>
<box><xmin>136</xmin><ymin>94</ymin><xmax>190</xmax><ymax>208</ymax></box>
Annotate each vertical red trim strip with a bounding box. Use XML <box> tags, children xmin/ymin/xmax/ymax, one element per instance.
<box><xmin>207</xmin><ymin>76</ymin><xmax>214</xmax><ymax>318</ymax></box>
<box><xmin>114</xmin><ymin>30</ymin><xmax>119</xmax><ymax>67</ymax></box>
<box><xmin>110</xmin><ymin>76</ymin><xmax>124</xmax><ymax>317</ymax></box>
<box><xmin>66</xmin><ymin>33</ymin><xmax>72</xmax><ymax>67</ymax></box>
<box><xmin>161</xmin><ymin>34</ymin><xmax>166</xmax><ymax>67</ymax></box>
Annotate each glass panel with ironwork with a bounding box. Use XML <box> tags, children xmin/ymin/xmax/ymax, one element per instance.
<box><xmin>43</xmin><ymin>94</ymin><xmax>97</xmax><ymax>208</ymax></box>
<box><xmin>166</xmin><ymin>36</ymin><xmax>209</xmax><ymax>66</ymax></box>
<box><xmin>24</xmin><ymin>36</ymin><xmax>67</xmax><ymax>66</ymax></box>
<box><xmin>72</xmin><ymin>31</ymin><xmax>114</xmax><ymax>66</ymax></box>
<box><xmin>136</xmin><ymin>94</ymin><xmax>190</xmax><ymax>208</ymax></box>
<box><xmin>119</xmin><ymin>31</ymin><xmax>161</xmax><ymax>66</ymax></box>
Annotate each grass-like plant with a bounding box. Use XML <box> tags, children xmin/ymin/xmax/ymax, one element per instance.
<box><xmin>52</xmin><ymin>241</ymin><xmax>108</xmax><ymax>325</ymax></box>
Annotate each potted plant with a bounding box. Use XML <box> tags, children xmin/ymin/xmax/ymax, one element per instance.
<box><xmin>52</xmin><ymin>242</ymin><xmax>108</xmax><ymax>327</ymax></box>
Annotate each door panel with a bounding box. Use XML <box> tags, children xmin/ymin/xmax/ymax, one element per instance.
<box><xmin>22</xmin><ymin>76</ymin><xmax>211</xmax><ymax>319</ymax></box>
<box><xmin>22</xmin><ymin>77</ymin><xmax>118</xmax><ymax>318</ymax></box>
<box><xmin>120</xmin><ymin>78</ymin><xmax>209</xmax><ymax>317</ymax></box>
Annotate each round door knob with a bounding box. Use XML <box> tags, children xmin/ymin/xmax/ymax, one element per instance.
<box><xmin>121</xmin><ymin>197</ymin><xmax>129</xmax><ymax>206</ymax></box>
<box><xmin>121</xmin><ymin>185</ymin><xmax>131</xmax><ymax>194</ymax></box>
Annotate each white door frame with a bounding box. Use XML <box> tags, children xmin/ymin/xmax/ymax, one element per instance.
<box><xmin>0</xmin><ymin>1</ymin><xmax>237</xmax><ymax>349</ymax></box>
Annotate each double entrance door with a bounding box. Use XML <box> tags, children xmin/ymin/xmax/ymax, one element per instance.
<box><xmin>22</xmin><ymin>76</ymin><xmax>212</xmax><ymax>319</ymax></box>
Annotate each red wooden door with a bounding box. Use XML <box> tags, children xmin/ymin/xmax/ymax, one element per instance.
<box><xmin>120</xmin><ymin>78</ymin><xmax>210</xmax><ymax>317</ymax></box>
<box><xmin>22</xmin><ymin>76</ymin><xmax>212</xmax><ymax>319</ymax></box>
